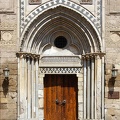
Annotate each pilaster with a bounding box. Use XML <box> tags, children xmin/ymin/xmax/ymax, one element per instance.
<box><xmin>77</xmin><ymin>73</ymin><xmax>83</xmax><ymax>119</ymax></box>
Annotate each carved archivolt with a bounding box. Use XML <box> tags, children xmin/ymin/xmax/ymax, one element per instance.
<box><xmin>20</xmin><ymin>0</ymin><xmax>102</xmax><ymax>55</ymax></box>
<box><xmin>21</xmin><ymin>0</ymin><xmax>101</xmax><ymax>33</ymax></box>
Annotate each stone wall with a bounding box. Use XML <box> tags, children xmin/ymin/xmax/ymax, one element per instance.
<box><xmin>105</xmin><ymin>0</ymin><xmax>120</xmax><ymax>119</ymax></box>
<box><xmin>0</xmin><ymin>0</ymin><xmax>18</xmax><ymax>119</ymax></box>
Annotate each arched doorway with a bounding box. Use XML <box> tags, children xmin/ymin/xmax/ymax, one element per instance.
<box><xmin>17</xmin><ymin>2</ymin><xmax>105</xmax><ymax>119</ymax></box>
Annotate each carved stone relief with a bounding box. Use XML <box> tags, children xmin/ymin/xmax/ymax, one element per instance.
<box><xmin>20</xmin><ymin>0</ymin><xmax>102</xmax><ymax>34</ymax></box>
<box><xmin>110</xmin><ymin>32</ymin><xmax>120</xmax><ymax>43</ymax></box>
<box><xmin>0</xmin><ymin>30</ymin><xmax>15</xmax><ymax>45</ymax></box>
<box><xmin>1</xmin><ymin>31</ymin><xmax>12</xmax><ymax>41</ymax></box>
<box><xmin>0</xmin><ymin>0</ymin><xmax>14</xmax><ymax>13</ymax></box>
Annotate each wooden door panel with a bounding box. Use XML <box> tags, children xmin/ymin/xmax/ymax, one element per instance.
<box><xmin>44</xmin><ymin>75</ymin><xmax>62</xmax><ymax>120</ymax></box>
<box><xmin>62</xmin><ymin>75</ymin><xmax>78</xmax><ymax>120</ymax></box>
<box><xmin>44</xmin><ymin>74</ymin><xmax>78</xmax><ymax>120</ymax></box>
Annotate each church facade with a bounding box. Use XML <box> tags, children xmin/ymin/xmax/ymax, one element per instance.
<box><xmin>0</xmin><ymin>0</ymin><xmax>120</xmax><ymax>120</ymax></box>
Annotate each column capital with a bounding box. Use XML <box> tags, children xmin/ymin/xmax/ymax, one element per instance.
<box><xmin>82</xmin><ymin>52</ymin><xmax>105</xmax><ymax>59</ymax></box>
<box><xmin>16</xmin><ymin>52</ymin><xmax>40</xmax><ymax>59</ymax></box>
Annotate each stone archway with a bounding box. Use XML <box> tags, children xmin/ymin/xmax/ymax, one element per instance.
<box><xmin>17</xmin><ymin>2</ymin><xmax>105</xmax><ymax>120</ymax></box>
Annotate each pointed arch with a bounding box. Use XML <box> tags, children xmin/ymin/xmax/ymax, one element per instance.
<box><xmin>20</xmin><ymin>1</ymin><xmax>102</xmax><ymax>54</ymax></box>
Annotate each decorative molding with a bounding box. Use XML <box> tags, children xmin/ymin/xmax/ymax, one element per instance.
<box><xmin>20</xmin><ymin>0</ymin><xmax>102</xmax><ymax>52</ymax></box>
<box><xmin>96</xmin><ymin>0</ymin><xmax>102</xmax><ymax>33</ymax></box>
<box><xmin>20</xmin><ymin>0</ymin><xmax>25</xmax><ymax>33</ymax></box>
<box><xmin>39</xmin><ymin>56</ymin><xmax>82</xmax><ymax>67</ymax></box>
<box><xmin>82</xmin><ymin>52</ymin><xmax>105</xmax><ymax>59</ymax></box>
<box><xmin>20</xmin><ymin>0</ymin><xmax>101</xmax><ymax>34</ymax></box>
<box><xmin>40</xmin><ymin>56</ymin><xmax>81</xmax><ymax>63</ymax></box>
<box><xmin>16</xmin><ymin>52</ymin><xmax>40</xmax><ymax>59</ymax></box>
<box><xmin>39</xmin><ymin>67</ymin><xmax>82</xmax><ymax>74</ymax></box>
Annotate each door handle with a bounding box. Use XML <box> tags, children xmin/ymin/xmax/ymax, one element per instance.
<box><xmin>55</xmin><ymin>99</ymin><xmax>59</xmax><ymax>104</ymax></box>
<box><xmin>61</xmin><ymin>100</ymin><xmax>66</xmax><ymax>105</ymax></box>
<box><xmin>55</xmin><ymin>99</ymin><xmax>66</xmax><ymax>105</ymax></box>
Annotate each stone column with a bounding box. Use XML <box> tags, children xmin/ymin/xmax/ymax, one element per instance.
<box><xmin>19</xmin><ymin>55</ymin><xmax>26</xmax><ymax>119</ymax></box>
<box><xmin>24</xmin><ymin>57</ymin><xmax>28</xmax><ymax>118</ymax></box>
<box><xmin>77</xmin><ymin>73</ymin><xmax>83</xmax><ymax>119</ymax></box>
<box><xmin>35</xmin><ymin>57</ymin><xmax>39</xmax><ymax>118</ymax></box>
<box><xmin>31</xmin><ymin>57</ymin><xmax>35</xmax><ymax>118</ymax></box>
<box><xmin>17</xmin><ymin>52</ymin><xmax>40</xmax><ymax>120</ymax></box>
<box><xmin>17</xmin><ymin>56</ymin><xmax>20</xmax><ymax>119</ymax></box>
<box><xmin>96</xmin><ymin>55</ymin><xmax>102</xmax><ymax>119</ymax></box>
<box><xmin>101</xmin><ymin>56</ymin><xmax>105</xmax><ymax>119</ymax></box>
<box><xmin>27</xmin><ymin>56</ymin><xmax>31</xmax><ymax>119</ymax></box>
<box><xmin>17</xmin><ymin>53</ymin><xmax>28</xmax><ymax>119</ymax></box>
<box><xmin>94</xmin><ymin>55</ymin><xmax>97</xmax><ymax>119</ymax></box>
<box><xmin>82</xmin><ymin>53</ymin><xmax>105</xmax><ymax>119</ymax></box>
<box><xmin>83</xmin><ymin>57</ymin><xmax>87</xmax><ymax>119</ymax></box>
<box><xmin>91</xmin><ymin>56</ymin><xmax>95</xmax><ymax>119</ymax></box>
<box><xmin>38</xmin><ymin>73</ymin><xmax>45</xmax><ymax>119</ymax></box>
<box><xmin>87</xmin><ymin>56</ymin><xmax>90</xmax><ymax>119</ymax></box>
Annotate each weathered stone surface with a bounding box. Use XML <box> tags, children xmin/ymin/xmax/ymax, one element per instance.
<box><xmin>38</xmin><ymin>98</ymin><xmax>43</xmax><ymax>109</ymax></box>
<box><xmin>0</xmin><ymin>98</ymin><xmax>8</xmax><ymax>103</ymax></box>
<box><xmin>0</xmin><ymin>109</ymin><xmax>17</xmax><ymax>119</ymax></box>
<box><xmin>0</xmin><ymin>103</ymin><xmax>7</xmax><ymax>109</ymax></box>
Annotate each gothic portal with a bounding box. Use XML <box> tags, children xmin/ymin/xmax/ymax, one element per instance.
<box><xmin>17</xmin><ymin>0</ymin><xmax>105</xmax><ymax>119</ymax></box>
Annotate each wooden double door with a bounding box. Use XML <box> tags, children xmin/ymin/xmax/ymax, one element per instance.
<box><xmin>44</xmin><ymin>74</ymin><xmax>78</xmax><ymax>120</ymax></box>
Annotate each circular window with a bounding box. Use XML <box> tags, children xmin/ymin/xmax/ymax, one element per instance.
<box><xmin>54</xmin><ymin>36</ymin><xmax>67</xmax><ymax>48</ymax></box>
